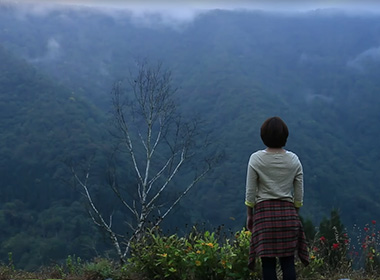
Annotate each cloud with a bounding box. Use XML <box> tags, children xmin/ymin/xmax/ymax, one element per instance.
<box><xmin>347</xmin><ymin>46</ymin><xmax>380</xmax><ymax>71</ymax></box>
<box><xmin>303</xmin><ymin>89</ymin><xmax>334</xmax><ymax>104</ymax></box>
<box><xmin>6</xmin><ymin>0</ymin><xmax>380</xmax><ymax>13</ymax></box>
<box><xmin>29</xmin><ymin>37</ymin><xmax>62</xmax><ymax>63</ymax></box>
<box><xmin>5</xmin><ymin>0</ymin><xmax>380</xmax><ymax>29</ymax></box>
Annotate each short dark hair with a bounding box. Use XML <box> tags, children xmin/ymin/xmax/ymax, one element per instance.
<box><xmin>260</xmin><ymin>116</ymin><xmax>289</xmax><ymax>148</ymax></box>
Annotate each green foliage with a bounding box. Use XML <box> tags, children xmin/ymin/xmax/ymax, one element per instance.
<box><xmin>64</xmin><ymin>255</ymin><xmax>83</xmax><ymax>276</ymax></box>
<box><xmin>351</xmin><ymin>220</ymin><xmax>380</xmax><ymax>274</ymax></box>
<box><xmin>128</xmin><ymin>227</ymin><xmax>256</xmax><ymax>280</ymax></box>
<box><xmin>315</xmin><ymin>209</ymin><xmax>351</xmax><ymax>270</ymax></box>
<box><xmin>1</xmin><ymin>223</ymin><xmax>380</xmax><ymax>279</ymax></box>
<box><xmin>82</xmin><ymin>258</ymin><xmax>115</xmax><ymax>280</ymax></box>
<box><xmin>362</xmin><ymin>223</ymin><xmax>380</xmax><ymax>273</ymax></box>
<box><xmin>126</xmin><ymin>223</ymin><xmax>380</xmax><ymax>279</ymax></box>
<box><xmin>299</xmin><ymin>216</ymin><xmax>317</xmax><ymax>243</ymax></box>
<box><xmin>0</xmin><ymin>43</ymin><xmax>109</xmax><ymax>269</ymax></box>
<box><xmin>299</xmin><ymin>213</ymin><xmax>380</xmax><ymax>279</ymax></box>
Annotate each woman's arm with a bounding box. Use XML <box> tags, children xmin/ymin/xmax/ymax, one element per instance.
<box><xmin>246</xmin><ymin>206</ymin><xmax>254</xmax><ymax>231</ymax></box>
<box><xmin>293</xmin><ymin>161</ymin><xmax>304</xmax><ymax>208</ymax></box>
<box><xmin>245</xmin><ymin>157</ymin><xmax>257</xmax><ymax>232</ymax></box>
<box><xmin>245</xmin><ymin>159</ymin><xmax>257</xmax><ymax>208</ymax></box>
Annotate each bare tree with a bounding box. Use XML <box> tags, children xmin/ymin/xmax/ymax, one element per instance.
<box><xmin>72</xmin><ymin>61</ymin><xmax>216</xmax><ymax>263</ymax></box>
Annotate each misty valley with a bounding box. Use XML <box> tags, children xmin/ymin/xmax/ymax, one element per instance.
<box><xmin>0</xmin><ymin>2</ymin><xmax>380</xmax><ymax>274</ymax></box>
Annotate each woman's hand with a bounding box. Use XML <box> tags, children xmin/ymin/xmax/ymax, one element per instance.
<box><xmin>247</xmin><ymin>216</ymin><xmax>254</xmax><ymax>232</ymax></box>
<box><xmin>246</xmin><ymin>206</ymin><xmax>254</xmax><ymax>232</ymax></box>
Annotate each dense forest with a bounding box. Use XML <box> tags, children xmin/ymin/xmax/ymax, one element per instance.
<box><xmin>1</xmin><ymin>3</ymin><xmax>380</xmax><ymax>269</ymax></box>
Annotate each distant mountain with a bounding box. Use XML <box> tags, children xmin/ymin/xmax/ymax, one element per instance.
<box><xmin>1</xmin><ymin>3</ymin><xmax>380</xmax><ymax>268</ymax></box>
<box><xmin>0</xmin><ymin>44</ymin><xmax>109</xmax><ymax>269</ymax></box>
<box><xmin>0</xmin><ymin>44</ymin><xmax>106</xmax><ymax>200</ymax></box>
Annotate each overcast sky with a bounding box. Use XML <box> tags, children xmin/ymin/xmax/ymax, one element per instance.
<box><xmin>7</xmin><ymin>0</ymin><xmax>380</xmax><ymax>12</ymax></box>
<box><xmin>3</xmin><ymin>0</ymin><xmax>380</xmax><ymax>24</ymax></box>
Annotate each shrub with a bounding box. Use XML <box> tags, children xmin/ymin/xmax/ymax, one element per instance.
<box><xmin>128</xmin><ymin>227</ymin><xmax>256</xmax><ymax>280</ymax></box>
<box><xmin>82</xmin><ymin>258</ymin><xmax>116</xmax><ymax>280</ymax></box>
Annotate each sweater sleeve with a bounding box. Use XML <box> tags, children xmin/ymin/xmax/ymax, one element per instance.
<box><xmin>293</xmin><ymin>161</ymin><xmax>304</xmax><ymax>208</ymax></box>
<box><xmin>245</xmin><ymin>160</ymin><xmax>257</xmax><ymax>208</ymax></box>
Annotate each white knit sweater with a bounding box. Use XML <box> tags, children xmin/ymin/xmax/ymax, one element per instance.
<box><xmin>245</xmin><ymin>150</ymin><xmax>304</xmax><ymax>208</ymax></box>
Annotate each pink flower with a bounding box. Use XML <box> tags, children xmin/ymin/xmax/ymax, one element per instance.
<box><xmin>372</xmin><ymin>220</ymin><xmax>376</xmax><ymax>225</ymax></box>
<box><xmin>332</xmin><ymin>243</ymin><xmax>339</xmax><ymax>250</ymax></box>
<box><xmin>364</xmin><ymin>227</ymin><xmax>369</xmax><ymax>232</ymax></box>
<box><xmin>319</xmin><ymin>236</ymin><xmax>326</xmax><ymax>243</ymax></box>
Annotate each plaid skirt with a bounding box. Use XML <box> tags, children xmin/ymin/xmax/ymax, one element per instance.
<box><xmin>248</xmin><ymin>200</ymin><xmax>309</xmax><ymax>270</ymax></box>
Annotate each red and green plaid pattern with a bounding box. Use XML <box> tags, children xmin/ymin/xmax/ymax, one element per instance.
<box><xmin>248</xmin><ymin>200</ymin><xmax>309</xmax><ymax>270</ymax></box>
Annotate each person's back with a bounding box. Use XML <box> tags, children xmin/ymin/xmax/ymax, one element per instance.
<box><xmin>247</xmin><ymin>150</ymin><xmax>303</xmax><ymax>208</ymax></box>
<box><xmin>245</xmin><ymin>117</ymin><xmax>309</xmax><ymax>280</ymax></box>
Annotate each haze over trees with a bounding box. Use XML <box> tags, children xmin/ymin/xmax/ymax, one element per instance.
<box><xmin>72</xmin><ymin>61</ymin><xmax>218</xmax><ymax>263</ymax></box>
<box><xmin>1</xmin><ymin>2</ymin><xmax>380</xmax><ymax>268</ymax></box>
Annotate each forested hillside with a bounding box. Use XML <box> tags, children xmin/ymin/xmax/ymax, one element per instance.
<box><xmin>1</xmin><ymin>3</ymin><xmax>380</xmax><ymax>269</ymax></box>
<box><xmin>0</xmin><ymin>44</ymin><xmax>111</xmax><ymax>269</ymax></box>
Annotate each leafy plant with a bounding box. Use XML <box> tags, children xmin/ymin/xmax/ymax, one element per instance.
<box><xmin>129</xmin><ymin>227</ymin><xmax>256</xmax><ymax>280</ymax></box>
<box><xmin>82</xmin><ymin>258</ymin><xmax>115</xmax><ymax>280</ymax></box>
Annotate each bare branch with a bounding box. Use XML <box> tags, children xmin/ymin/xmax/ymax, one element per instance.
<box><xmin>111</xmin><ymin>82</ymin><xmax>145</xmax><ymax>187</ymax></box>
<box><xmin>155</xmin><ymin>162</ymin><xmax>212</xmax><ymax>227</ymax></box>
<box><xmin>146</xmin><ymin>153</ymin><xmax>175</xmax><ymax>194</ymax></box>
<box><xmin>69</xmin><ymin>60</ymin><xmax>218</xmax><ymax>262</ymax></box>
<box><xmin>146</xmin><ymin>147</ymin><xmax>186</xmax><ymax>209</ymax></box>
<box><xmin>71</xmin><ymin>166</ymin><xmax>125</xmax><ymax>263</ymax></box>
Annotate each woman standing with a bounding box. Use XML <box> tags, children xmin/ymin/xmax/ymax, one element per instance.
<box><xmin>245</xmin><ymin>116</ymin><xmax>309</xmax><ymax>280</ymax></box>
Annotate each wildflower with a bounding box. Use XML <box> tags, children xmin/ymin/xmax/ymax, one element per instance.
<box><xmin>206</xmin><ymin>243</ymin><xmax>214</xmax><ymax>248</ymax></box>
<box><xmin>319</xmin><ymin>236</ymin><xmax>326</xmax><ymax>243</ymax></box>
<box><xmin>195</xmin><ymin>260</ymin><xmax>201</xmax><ymax>266</ymax></box>
<box><xmin>364</xmin><ymin>227</ymin><xmax>369</xmax><ymax>232</ymax></box>
<box><xmin>196</xmin><ymin>250</ymin><xmax>201</xmax><ymax>254</ymax></box>
<box><xmin>244</xmin><ymin>230</ymin><xmax>251</xmax><ymax>235</ymax></box>
<box><xmin>159</xmin><ymin>253</ymin><xmax>168</xmax><ymax>258</ymax></box>
<box><xmin>368</xmin><ymin>252</ymin><xmax>374</xmax><ymax>260</ymax></box>
<box><xmin>372</xmin><ymin>220</ymin><xmax>376</xmax><ymax>225</ymax></box>
<box><xmin>310</xmin><ymin>255</ymin><xmax>316</xmax><ymax>260</ymax></box>
<box><xmin>221</xmin><ymin>260</ymin><xmax>227</xmax><ymax>267</ymax></box>
<box><xmin>313</xmin><ymin>246</ymin><xmax>319</xmax><ymax>252</ymax></box>
<box><xmin>332</xmin><ymin>243</ymin><xmax>339</xmax><ymax>250</ymax></box>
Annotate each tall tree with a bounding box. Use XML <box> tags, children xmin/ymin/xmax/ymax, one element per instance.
<box><xmin>72</xmin><ymin>61</ymin><xmax>218</xmax><ymax>263</ymax></box>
